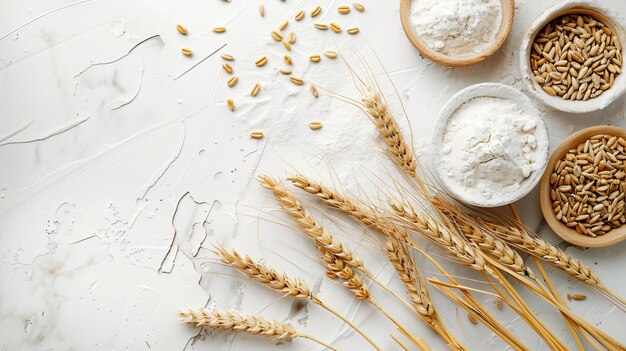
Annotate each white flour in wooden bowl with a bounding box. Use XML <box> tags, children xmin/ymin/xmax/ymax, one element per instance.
<box><xmin>438</xmin><ymin>96</ymin><xmax>548</xmax><ymax>205</ymax></box>
<box><xmin>410</xmin><ymin>0</ymin><xmax>502</xmax><ymax>56</ymax></box>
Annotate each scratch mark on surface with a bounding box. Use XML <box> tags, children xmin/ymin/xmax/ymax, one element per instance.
<box><xmin>0</xmin><ymin>113</ymin><xmax>92</xmax><ymax>147</ymax></box>
<box><xmin>244</xmin><ymin>139</ymin><xmax>268</xmax><ymax>189</ymax></box>
<box><xmin>158</xmin><ymin>192</ymin><xmax>189</xmax><ymax>274</ymax></box>
<box><xmin>0</xmin><ymin>0</ymin><xmax>100</xmax><ymax>41</ymax></box>
<box><xmin>172</xmin><ymin>43</ymin><xmax>227</xmax><ymax>81</ymax></box>
<box><xmin>74</xmin><ymin>35</ymin><xmax>162</xmax><ymax>78</ymax></box>
<box><xmin>66</xmin><ymin>235</ymin><xmax>97</xmax><ymax>245</ymax></box>
<box><xmin>0</xmin><ymin>118</ymin><xmax>34</xmax><ymax>143</ymax></box>
<box><xmin>136</xmin><ymin>120</ymin><xmax>186</xmax><ymax>203</ymax></box>
<box><xmin>111</xmin><ymin>62</ymin><xmax>145</xmax><ymax>110</ymax></box>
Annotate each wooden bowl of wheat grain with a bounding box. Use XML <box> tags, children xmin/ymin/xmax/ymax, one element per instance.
<box><xmin>539</xmin><ymin>125</ymin><xmax>626</xmax><ymax>248</ymax></box>
<box><xmin>399</xmin><ymin>0</ymin><xmax>515</xmax><ymax>67</ymax></box>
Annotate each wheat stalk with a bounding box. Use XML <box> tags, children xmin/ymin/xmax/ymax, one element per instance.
<box><xmin>289</xmin><ymin>174</ymin><xmax>473</xmax><ymax>351</ymax></box>
<box><xmin>289</xmin><ymin>174</ymin><xmax>411</xmax><ymax>242</ymax></box>
<box><xmin>215</xmin><ymin>246</ymin><xmax>383</xmax><ymax>351</ymax></box>
<box><xmin>179</xmin><ymin>308</ymin><xmax>339</xmax><ymax>350</ymax></box>
<box><xmin>490</xmin><ymin>219</ymin><xmax>600</xmax><ymax>285</ymax></box>
<box><xmin>260</xmin><ymin>175</ymin><xmax>432</xmax><ymax>349</ymax></box>
<box><xmin>357</xmin><ymin>85</ymin><xmax>570</xmax><ymax>350</ymax></box>
<box><xmin>389</xmin><ymin>200</ymin><xmax>579</xmax><ymax>350</ymax></box>
<box><xmin>281</xmin><ymin>174</ymin><xmax>441</xmax><ymax>316</ymax></box>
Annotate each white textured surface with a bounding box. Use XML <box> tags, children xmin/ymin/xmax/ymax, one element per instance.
<box><xmin>0</xmin><ymin>1</ymin><xmax>625</xmax><ymax>350</ymax></box>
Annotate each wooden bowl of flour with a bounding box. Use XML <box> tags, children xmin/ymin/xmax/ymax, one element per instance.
<box><xmin>399</xmin><ymin>0</ymin><xmax>515</xmax><ymax>67</ymax></box>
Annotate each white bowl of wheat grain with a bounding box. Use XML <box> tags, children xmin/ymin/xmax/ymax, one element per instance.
<box><xmin>520</xmin><ymin>1</ymin><xmax>626</xmax><ymax>113</ymax></box>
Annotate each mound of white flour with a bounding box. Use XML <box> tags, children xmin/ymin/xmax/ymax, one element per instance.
<box><xmin>439</xmin><ymin>96</ymin><xmax>546</xmax><ymax>203</ymax></box>
<box><xmin>410</xmin><ymin>0</ymin><xmax>502</xmax><ymax>56</ymax></box>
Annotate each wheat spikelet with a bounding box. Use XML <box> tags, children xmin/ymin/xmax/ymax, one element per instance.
<box><xmin>319</xmin><ymin>245</ymin><xmax>355</xmax><ymax>280</ymax></box>
<box><xmin>361</xmin><ymin>89</ymin><xmax>417</xmax><ymax>176</ymax></box>
<box><xmin>344</xmin><ymin>275</ymin><xmax>372</xmax><ymax>301</ymax></box>
<box><xmin>179</xmin><ymin>308</ymin><xmax>298</xmax><ymax>339</ymax></box>
<box><xmin>216</xmin><ymin>246</ymin><xmax>311</xmax><ymax>298</ymax></box>
<box><xmin>389</xmin><ymin>201</ymin><xmax>494</xmax><ymax>276</ymax></box>
<box><xmin>258</xmin><ymin>175</ymin><xmax>364</xmax><ymax>270</ymax></box>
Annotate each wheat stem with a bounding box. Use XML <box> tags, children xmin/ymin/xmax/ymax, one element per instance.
<box><xmin>533</xmin><ymin>257</ymin><xmax>588</xmax><ymax>351</ymax></box>
<box><xmin>311</xmin><ymin>295</ymin><xmax>383</xmax><ymax>351</ymax></box>
<box><xmin>507</xmin><ymin>204</ymin><xmax>585</xmax><ymax>351</ymax></box>
<box><xmin>391</xmin><ymin>334</ymin><xmax>411</xmax><ymax>351</ymax></box>
<box><xmin>431</xmin><ymin>281</ymin><xmax>529</xmax><ymax>351</ymax></box>
<box><xmin>298</xmin><ymin>333</ymin><xmax>341</xmax><ymax>351</ymax></box>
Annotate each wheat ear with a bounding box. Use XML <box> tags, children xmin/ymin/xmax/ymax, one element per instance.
<box><xmin>506</xmin><ymin>223</ymin><xmax>601</xmax><ymax>284</ymax></box>
<box><xmin>258</xmin><ymin>175</ymin><xmax>363</xmax><ymax>270</ymax></box>
<box><xmin>215</xmin><ymin>246</ymin><xmax>383</xmax><ymax>351</ymax></box>
<box><xmin>361</xmin><ymin>89</ymin><xmax>417</xmax><ymax>177</ymax></box>
<box><xmin>179</xmin><ymin>308</ymin><xmax>339</xmax><ymax>350</ymax></box>
<box><xmin>430</xmin><ymin>195</ymin><xmax>534</xmax><ymax>280</ymax></box>
<box><xmin>216</xmin><ymin>246</ymin><xmax>311</xmax><ymax>298</ymax></box>
<box><xmin>389</xmin><ymin>201</ymin><xmax>494</xmax><ymax>276</ymax></box>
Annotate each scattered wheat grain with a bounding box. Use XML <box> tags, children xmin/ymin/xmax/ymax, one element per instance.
<box><xmin>222</xmin><ymin>63</ymin><xmax>233</xmax><ymax>74</ymax></box>
<box><xmin>255</xmin><ymin>56</ymin><xmax>268</xmax><ymax>67</ymax></box>
<box><xmin>309</xmin><ymin>121</ymin><xmax>323</xmax><ymax>130</ymax></box>
<box><xmin>226</xmin><ymin>98</ymin><xmax>235</xmax><ymax>111</ymax></box>
<box><xmin>251</xmin><ymin>83</ymin><xmax>261</xmax><ymax>96</ymax></box>
<box><xmin>176</xmin><ymin>24</ymin><xmax>188</xmax><ymax>35</ymax></box>
<box><xmin>311</xmin><ymin>6</ymin><xmax>321</xmax><ymax>17</ymax></box>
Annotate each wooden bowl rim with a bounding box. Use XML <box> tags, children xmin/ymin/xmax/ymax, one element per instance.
<box><xmin>399</xmin><ymin>0</ymin><xmax>515</xmax><ymax>67</ymax></box>
<box><xmin>539</xmin><ymin>125</ymin><xmax>626</xmax><ymax>248</ymax></box>
<box><xmin>519</xmin><ymin>2</ymin><xmax>626</xmax><ymax>113</ymax></box>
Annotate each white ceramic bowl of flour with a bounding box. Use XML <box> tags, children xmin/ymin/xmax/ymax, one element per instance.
<box><xmin>432</xmin><ymin>83</ymin><xmax>550</xmax><ymax>207</ymax></box>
